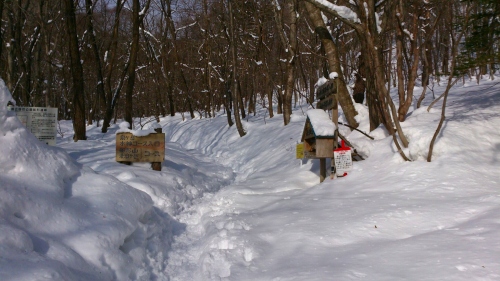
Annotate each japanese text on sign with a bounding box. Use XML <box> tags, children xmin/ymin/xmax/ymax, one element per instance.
<box><xmin>116</xmin><ymin>132</ymin><xmax>165</xmax><ymax>162</ymax></box>
<box><xmin>334</xmin><ymin>149</ymin><xmax>353</xmax><ymax>176</ymax></box>
<box><xmin>8</xmin><ymin>106</ymin><xmax>58</xmax><ymax>146</ymax></box>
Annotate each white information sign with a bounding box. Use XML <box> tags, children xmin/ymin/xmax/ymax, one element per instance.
<box><xmin>334</xmin><ymin>143</ymin><xmax>353</xmax><ymax>177</ymax></box>
<box><xmin>8</xmin><ymin>106</ymin><xmax>58</xmax><ymax>146</ymax></box>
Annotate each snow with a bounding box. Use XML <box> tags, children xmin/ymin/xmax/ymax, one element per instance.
<box><xmin>315</xmin><ymin>77</ymin><xmax>328</xmax><ymax>87</ymax></box>
<box><xmin>116</xmin><ymin>121</ymin><xmax>160</xmax><ymax>136</ymax></box>
<box><xmin>1</xmin><ymin>75</ymin><xmax>500</xmax><ymax>280</ymax></box>
<box><xmin>312</xmin><ymin>0</ymin><xmax>360</xmax><ymax>23</ymax></box>
<box><xmin>307</xmin><ymin>109</ymin><xmax>336</xmax><ymax>136</ymax></box>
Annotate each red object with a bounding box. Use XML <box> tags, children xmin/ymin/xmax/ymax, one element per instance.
<box><xmin>335</xmin><ymin>140</ymin><xmax>351</xmax><ymax>152</ymax></box>
<box><xmin>334</xmin><ymin>140</ymin><xmax>351</xmax><ymax>177</ymax></box>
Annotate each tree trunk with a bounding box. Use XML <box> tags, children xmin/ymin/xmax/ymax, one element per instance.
<box><xmin>124</xmin><ymin>0</ymin><xmax>141</xmax><ymax>129</ymax></box>
<box><xmin>229</xmin><ymin>0</ymin><xmax>245</xmax><ymax>137</ymax></box>
<box><xmin>0</xmin><ymin>0</ymin><xmax>4</xmax><ymax>76</ymax></box>
<box><xmin>64</xmin><ymin>0</ymin><xmax>86</xmax><ymax>141</ymax></box>
<box><xmin>85</xmin><ymin>0</ymin><xmax>107</xmax><ymax>122</ymax></box>
<box><xmin>352</xmin><ymin>55</ymin><xmax>366</xmax><ymax>104</ymax></box>
<box><xmin>396</xmin><ymin>1</ymin><xmax>420</xmax><ymax>122</ymax></box>
<box><xmin>237</xmin><ymin>80</ymin><xmax>246</xmax><ymax>119</ymax></box>
<box><xmin>225</xmin><ymin>79</ymin><xmax>234</xmax><ymax>127</ymax></box>
<box><xmin>102</xmin><ymin>0</ymin><xmax>124</xmax><ymax>133</ymax></box>
<box><xmin>277</xmin><ymin>87</ymin><xmax>283</xmax><ymax>115</ymax></box>
<box><xmin>303</xmin><ymin>2</ymin><xmax>359</xmax><ymax>128</ymax></box>
<box><xmin>428</xmin><ymin>3</ymin><xmax>474</xmax><ymax>161</ymax></box>
<box><xmin>167</xmin><ymin>82</ymin><xmax>175</xmax><ymax>116</ymax></box>
<box><xmin>275</xmin><ymin>0</ymin><xmax>298</xmax><ymax>126</ymax></box>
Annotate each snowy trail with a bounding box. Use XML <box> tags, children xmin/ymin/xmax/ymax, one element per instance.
<box><xmin>157</xmin><ymin>115</ymin><xmax>323</xmax><ymax>280</ymax></box>
<box><xmin>164</xmin><ymin>168</ymin><xmax>320</xmax><ymax>280</ymax></box>
<box><xmin>49</xmin><ymin>76</ymin><xmax>500</xmax><ymax>281</ymax></box>
<box><xmin>158</xmin><ymin>78</ymin><xmax>500</xmax><ymax>280</ymax></box>
<box><xmin>58</xmin><ymin>124</ymin><xmax>237</xmax><ymax>280</ymax></box>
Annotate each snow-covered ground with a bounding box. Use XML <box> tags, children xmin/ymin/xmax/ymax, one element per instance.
<box><xmin>1</xmin><ymin>75</ymin><xmax>500</xmax><ymax>281</ymax></box>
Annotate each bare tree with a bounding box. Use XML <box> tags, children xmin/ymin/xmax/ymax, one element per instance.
<box><xmin>64</xmin><ymin>0</ymin><xmax>86</xmax><ymax>141</ymax></box>
<box><xmin>273</xmin><ymin>0</ymin><xmax>298</xmax><ymax>126</ymax></box>
<box><xmin>303</xmin><ymin>1</ymin><xmax>359</xmax><ymax>129</ymax></box>
<box><xmin>428</xmin><ymin>1</ymin><xmax>476</xmax><ymax>162</ymax></box>
<box><xmin>304</xmin><ymin>0</ymin><xmax>409</xmax><ymax>151</ymax></box>
<box><xmin>228</xmin><ymin>0</ymin><xmax>245</xmax><ymax>137</ymax></box>
<box><xmin>84</xmin><ymin>0</ymin><xmax>106</xmax><ymax>126</ymax></box>
<box><xmin>102</xmin><ymin>0</ymin><xmax>127</xmax><ymax>133</ymax></box>
<box><xmin>124</xmin><ymin>0</ymin><xmax>151</xmax><ymax>129</ymax></box>
<box><xmin>395</xmin><ymin>0</ymin><xmax>420</xmax><ymax>122</ymax></box>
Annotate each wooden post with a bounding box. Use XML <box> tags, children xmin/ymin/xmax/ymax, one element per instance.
<box><xmin>320</xmin><ymin>158</ymin><xmax>326</xmax><ymax>183</ymax></box>
<box><xmin>151</xmin><ymin>127</ymin><xmax>162</xmax><ymax>171</ymax></box>
<box><xmin>331</xmin><ymin>80</ymin><xmax>339</xmax><ymax>179</ymax></box>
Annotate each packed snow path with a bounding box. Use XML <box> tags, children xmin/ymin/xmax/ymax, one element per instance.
<box><xmin>59</xmin><ymin>125</ymin><xmax>237</xmax><ymax>280</ymax></box>
<box><xmin>58</xmin><ymin>111</ymin><xmax>322</xmax><ymax>280</ymax></box>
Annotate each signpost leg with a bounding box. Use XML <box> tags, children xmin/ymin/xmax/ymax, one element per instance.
<box><xmin>331</xmin><ymin>92</ymin><xmax>339</xmax><ymax>179</ymax></box>
<box><xmin>151</xmin><ymin>127</ymin><xmax>163</xmax><ymax>171</ymax></box>
<box><xmin>331</xmin><ymin>128</ymin><xmax>338</xmax><ymax>179</ymax></box>
<box><xmin>320</xmin><ymin>158</ymin><xmax>326</xmax><ymax>183</ymax></box>
<box><xmin>151</xmin><ymin>161</ymin><xmax>162</xmax><ymax>171</ymax></box>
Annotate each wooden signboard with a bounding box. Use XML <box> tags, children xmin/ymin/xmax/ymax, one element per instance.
<box><xmin>316</xmin><ymin>80</ymin><xmax>336</xmax><ymax>100</ymax></box>
<box><xmin>116</xmin><ymin>132</ymin><xmax>165</xmax><ymax>162</ymax></box>
<box><xmin>317</xmin><ymin>95</ymin><xmax>337</xmax><ymax>111</ymax></box>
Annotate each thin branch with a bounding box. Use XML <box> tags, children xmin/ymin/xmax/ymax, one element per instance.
<box><xmin>338</xmin><ymin>122</ymin><xmax>374</xmax><ymax>140</ymax></box>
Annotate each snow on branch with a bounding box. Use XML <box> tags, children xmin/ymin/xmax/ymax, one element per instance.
<box><xmin>176</xmin><ymin>21</ymin><xmax>197</xmax><ymax>33</ymax></box>
<box><xmin>308</xmin><ymin>0</ymin><xmax>360</xmax><ymax>24</ymax></box>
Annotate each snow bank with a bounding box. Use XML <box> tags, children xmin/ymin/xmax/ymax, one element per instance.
<box><xmin>0</xmin><ymin>79</ymin><xmax>155</xmax><ymax>280</ymax></box>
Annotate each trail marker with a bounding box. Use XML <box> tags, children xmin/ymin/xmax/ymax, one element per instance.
<box><xmin>116</xmin><ymin>132</ymin><xmax>165</xmax><ymax>163</ymax></box>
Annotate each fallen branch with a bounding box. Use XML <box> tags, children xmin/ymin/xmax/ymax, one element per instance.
<box><xmin>338</xmin><ymin>122</ymin><xmax>374</xmax><ymax>140</ymax></box>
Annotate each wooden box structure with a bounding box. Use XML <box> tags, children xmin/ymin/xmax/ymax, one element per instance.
<box><xmin>300</xmin><ymin>110</ymin><xmax>336</xmax><ymax>159</ymax></box>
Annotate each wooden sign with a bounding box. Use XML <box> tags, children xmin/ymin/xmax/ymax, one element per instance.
<box><xmin>316</xmin><ymin>80</ymin><xmax>336</xmax><ymax>100</ymax></box>
<box><xmin>116</xmin><ymin>132</ymin><xmax>165</xmax><ymax>162</ymax></box>
<box><xmin>317</xmin><ymin>95</ymin><xmax>337</xmax><ymax>111</ymax></box>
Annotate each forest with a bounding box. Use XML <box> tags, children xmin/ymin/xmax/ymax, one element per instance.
<box><xmin>0</xmin><ymin>0</ymin><xmax>498</xmax><ymax>143</ymax></box>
